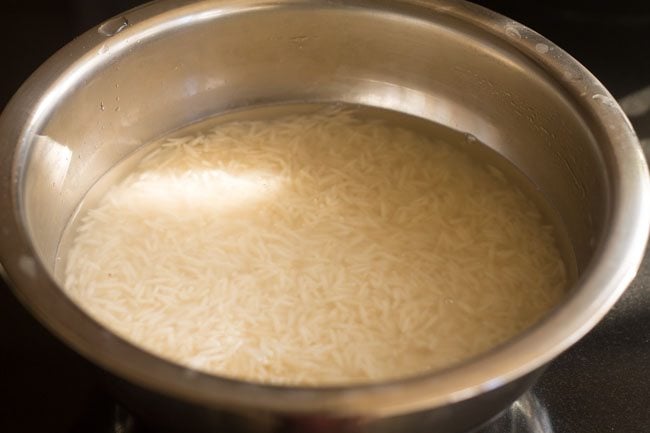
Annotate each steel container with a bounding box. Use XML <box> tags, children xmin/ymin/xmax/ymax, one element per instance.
<box><xmin>1</xmin><ymin>1</ymin><xmax>648</xmax><ymax>432</ymax></box>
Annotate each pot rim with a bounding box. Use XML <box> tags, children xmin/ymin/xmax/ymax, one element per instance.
<box><xmin>0</xmin><ymin>0</ymin><xmax>648</xmax><ymax>417</ymax></box>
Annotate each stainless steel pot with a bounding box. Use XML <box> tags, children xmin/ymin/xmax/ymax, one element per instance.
<box><xmin>0</xmin><ymin>1</ymin><xmax>648</xmax><ymax>432</ymax></box>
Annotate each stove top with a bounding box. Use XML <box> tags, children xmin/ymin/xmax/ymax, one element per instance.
<box><xmin>2</xmin><ymin>1</ymin><xmax>649</xmax><ymax>432</ymax></box>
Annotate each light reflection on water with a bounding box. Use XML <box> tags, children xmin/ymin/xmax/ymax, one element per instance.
<box><xmin>114</xmin><ymin>168</ymin><xmax>285</xmax><ymax>214</ymax></box>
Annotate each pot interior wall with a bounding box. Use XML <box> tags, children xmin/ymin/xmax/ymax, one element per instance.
<box><xmin>20</xmin><ymin>2</ymin><xmax>607</xmax><ymax>281</ymax></box>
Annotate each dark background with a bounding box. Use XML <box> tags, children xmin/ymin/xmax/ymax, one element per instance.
<box><xmin>1</xmin><ymin>1</ymin><xmax>649</xmax><ymax>432</ymax></box>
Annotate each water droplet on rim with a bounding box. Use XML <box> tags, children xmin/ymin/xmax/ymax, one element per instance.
<box><xmin>592</xmin><ymin>94</ymin><xmax>617</xmax><ymax>108</ymax></box>
<box><xmin>505</xmin><ymin>25</ymin><xmax>522</xmax><ymax>39</ymax></box>
<box><xmin>535</xmin><ymin>43</ymin><xmax>549</xmax><ymax>54</ymax></box>
<box><xmin>98</xmin><ymin>16</ymin><xmax>129</xmax><ymax>37</ymax></box>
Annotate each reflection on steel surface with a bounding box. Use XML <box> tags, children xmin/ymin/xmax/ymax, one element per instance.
<box><xmin>103</xmin><ymin>391</ymin><xmax>554</xmax><ymax>433</ymax></box>
<box><xmin>479</xmin><ymin>391</ymin><xmax>553</xmax><ymax>433</ymax></box>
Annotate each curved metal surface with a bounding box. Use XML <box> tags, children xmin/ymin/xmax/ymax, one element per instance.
<box><xmin>0</xmin><ymin>0</ymin><xmax>648</xmax><ymax>432</ymax></box>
